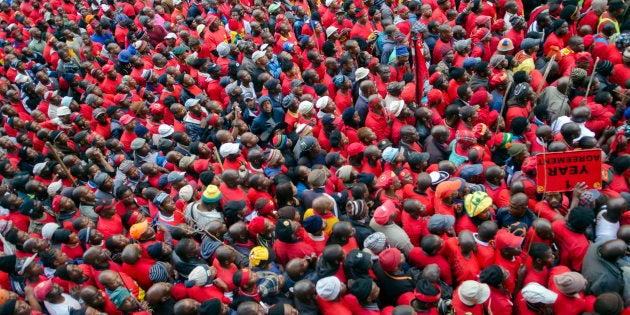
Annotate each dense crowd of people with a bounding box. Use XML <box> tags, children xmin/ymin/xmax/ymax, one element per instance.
<box><xmin>0</xmin><ymin>0</ymin><xmax>628</xmax><ymax>313</ymax></box>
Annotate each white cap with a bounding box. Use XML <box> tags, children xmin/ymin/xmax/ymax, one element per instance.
<box><xmin>521</xmin><ymin>283</ymin><xmax>558</xmax><ymax>304</ymax></box>
<box><xmin>158</xmin><ymin>124</ymin><xmax>174</xmax><ymax>138</ymax></box>
<box><xmin>298</xmin><ymin>101</ymin><xmax>314</xmax><ymax>115</ymax></box>
<box><xmin>165</xmin><ymin>33</ymin><xmax>177</xmax><ymax>40</ymax></box>
<box><xmin>41</xmin><ymin>223</ymin><xmax>60</xmax><ymax>240</ymax></box>
<box><xmin>315</xmin><ymin>96</ymin><xmax>330</xmax><ymax>109</ymax></box>
<box><xmin>219</xmin><ymin>142</ymin><xmax>241</xmax><ymax>157</ymax></box>
<box><xmin>57</xmin><ymin>106</ymin><xmax>71</xmax><ymax>116</ymax></box>
<box><xmin>388</xmin><ymin>100</ymin><xmax>405</xmax><ymax>117</ymax></box>
<box><xmin>457</xmin><ymin>281</ymin><xmax>490</xmax><ymax>306</ymax></box>
<box><xmin>252</xmin><ymin>51</ymin><xmax>266</xmax><ymax>62</ymax></box>
<box><xmin>355</xmin><ymin>67</ymin><xmax>369</xmax><ymax>81</ymax></box>
<box><xmin>47</xmin><ymin>180</ymin><xmax>63</xmax><ymax>197</ymax></box>
<box><xmin>326</xmin><ymin>26</ymin><xmax>339</xmax><ymax>38</ymax></box>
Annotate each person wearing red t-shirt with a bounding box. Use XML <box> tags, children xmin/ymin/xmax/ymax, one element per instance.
<box><xmin>552</xmin><ymin>206</ymin><xmax>594</xmax><ymax>271</ymax></box>
<box><xmin>451</xmin><ymin>280</ymin><xmax>490</xmax><ymax>315</ymax></box>
<box><xmin>443</xmin><ymin>231</ymin><xmax>482</xmax><ymax>285</ymax></box>
<box><xmin>401</xmin><ymin>199</ymin><xmax>427</xmax><ymax>247</ymax></box>
<box><xmin>121</xmin><ymin>244</ymin><xmax>155</xmax><ymax>291</ymax></box>
<box><xmin>409</xmin><ymin>235</ymin><xmax>452</xmax><ymax>285</ymax></box>
<box><xmin>548</xmin><ymin>268</ymin><xmax>588</xmax><ymax>315</ymax></box>
<box><xmin>494</xmin><ymin>229</ymin><xmax>525</xmax><ymax>294</ymax></box>
<box><xmin>513</xmin><ymin>282</ymin><xmax>558</xmax><ymax>315</ymax></box>
<box><xmin>403</xmin><ymin>174</ymin><xmax>435</xmax><ymax>216</ymax></box>
<box><xmin>543</xmin><ymin>20</ymin><xmax>569</xmax><ymax>57</ymax></box>
<box><xmin>474</xmin><ymin>221</ymin><xmax>497</xmax><ymax>269</ymax></box>
<box><xmin>184</xmin><ymin>265</ymin><xmax>231</xmax><ymax>305</ymax></box>
<box><xmin>303</xmin><ymin>215</ymin><xmax>329</xmax><ymax>256</ymax></box>
<box><xmin>524</xmin><ymin>243</ymin><xmax>554</xmax><ymax>287</ymax></box>
<box><xmin>534</xmin><ymin>192</ymin><xmax>569</xmax><ymax>222</ymax></box>
<box><xmin>219</xmin><ymin>172</ymin><xmax>249</xmax><ymax>209</ymax></box>
<box><xmin>95</xmin><ymin>199</ymin><xmax>124</xmax><ymax>242</ymax></box>
<box><xmin>350</xmin><ymin>9</ymin><xmax>375</xmax><ymax>41</ymax></box>
<box><xmin>480</xmin><ymin>265</ymin><xmax>514</xmax><ymax>315</ymax></box>
<box><xmin>273</xmin><ymin>218</ymin><xmax>317</xmax><ymax>265</ymax></box>
<box><xmin>316</xmin><ymin>276</ymin><xmax>353</xmax><ymax>315</ymax></box>
<box><xmin>212</xmin><ymin>246</ymin><xmax>239</xmax><ymax>293</ymax></box>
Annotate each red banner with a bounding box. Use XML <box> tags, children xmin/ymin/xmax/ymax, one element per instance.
<box><xmin>535</xmin><ymin>149</ymin><xmax>603</xmax><ymax>193</ymax></box>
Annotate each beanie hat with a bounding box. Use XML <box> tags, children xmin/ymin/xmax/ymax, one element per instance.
<box><xmin>185</xmin><ymin>265</ymin><xmax>214</xmax><ymax>287</ymax></box>
<box><xmin>202</xmin><ymin>185</ymin><xmax>222</xmax><ymax>203</ymax></box>
<box><xmin>316</xmin><ymin>276</ymin><xmax>342</xmax><ymax>301</ymax></box>
<box><xmin>149</xmin><ymin>261</ymin><xmax>169</xmax><ymax>282</ymax></box>
<box><xmin>349</xmin><ymin>278</ymin><xmax>373</xmax><ymax>301</ymax></box>
<box><xmin>344</xmin><ymin>249</ymin><xmax>372</xmax><ymax>273</ymax></box>
<box><xmin>553</xmin><ymin>272</ymin><xmax>587</xmax><ymax>295</ymax></box>
<box><xmin>364</xmin><ymin>232</ymin><xmax>387</xmax><ymax>253</ymax></box>
<box><xmin>275</xmin><ymin>218</ymin><xmax>294</xmax><ymax>242</ymax></box>
<box><xmin>378</xmin><ymin>247</ymin><xmax>402</xmax><ymax>272</ymax></box>
<box><xmin>200</xmin><ymin>299</ymin><xmax>223</xmax><ymax>314</ymax></box>
<box><xmin>302</xmin><ymin>215</ymin><xmax>324</xmax><ymax>234</ymax></box>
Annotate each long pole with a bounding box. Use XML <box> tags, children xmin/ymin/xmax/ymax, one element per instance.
<box><xmin>496</xmin><ymin>81</ymin><xmax>513</xmax><ymax>133</ymax></box>
<box><xmin>585</xmin><ymin>57</ymin><xmax>600</xmax><ymax>98</ymax></box>
<box><xmin>45</xmin><ymin>142</ymin><xmax>78</xmax><ymax>187</ymax></box>
<box><xmin>536</xmin><ymin>54</ymin><xmax>556</xmax><ymax>96</ymax></box>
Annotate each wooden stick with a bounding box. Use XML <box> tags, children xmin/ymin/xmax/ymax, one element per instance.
<box><xmin>45</xmin><ymin>141</ymin><xmax>78</xmax><ymax>187</ymax></box>
<box><xmin>585</xmin><ymin>57</ymin><xmax>600</xmax><ymax>98</ymax></box>
<box><xmin>213</xmin><ymin>146</ymin><xmax>224</xmax><ymax>172</ymax></box>
<box><xmin>496</xmin><ymin>81</ymin><xmax>513</xmax><ymax>133</ymax></box>
<box><xmin>537</xmin><ymin>54</ymin><xmax>556</xmax><ymax>96</ymax></box>
<box><xmin>560</xmin><ymin>66</ymin><xmax>574</xmax><ymax>112</ymax></box>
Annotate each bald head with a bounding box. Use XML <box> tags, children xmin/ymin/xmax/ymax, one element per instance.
<box><xmin>422</xmin><ymin>263</ymin><xmax>441</xmax><ymax>282</ymax></box>
<box><xmin>294</xmin><ymin>280</ymin><xmax>316</xmax><ymax>302</ymax></box>
<box><xmin>145</xmin><ymin>283</ymin><xmax>172</xmax><ymax>305</ymax></box>
<box><xmin>601</xmin><ymin>239</ymin><xmax>627</xmax><ymax>261</ymax></box>
<box><xmin>572</xmin><ymin>106</ymin><xmax>591</xmax><ymax>121</ymax></box>
<box><xmin>286</xmin><ymin>258</ymin><xmax>308</xmax><ymax>279</ymax></box>
<box><xmin>173</xmin><ymin>299</ymin><xmax>200</xmax><ymax>315</ymax></box>
<box><xmin>392</xmin><ymin>305</ymin><xmax>417</xmax><ymax>315</ymax></box>
<box><xmin>557</xmin><ymin>77</ymin><xmax>570</xmax><ymax>94</ymax></box>
<box><xmin>458</xmin><ymin>230</ymin><xmax>475</xmax><ymax>254</ymax></box>
<box><xmin>478</xmin><ymin>220</ymin><xmax>498</xmax><ymax>242</ymax></box>
<box><xmin>420</xmin><ymin>234</ymin><xmax>443</xmax><ymax>255</ymax></box>
<box><xmin>607</xmin><ymin>198</ymin><xmax>627</xmax><ymax>223</ymax></box>
<box><xmin>617</xmin><ymin>225</ymin><xmax>630</xmax><ymax>243</ymax></box>
<box><xmin>121</xmin><ymin>243</ymin><xmax>142</xmax><ymax>264</ymax></box>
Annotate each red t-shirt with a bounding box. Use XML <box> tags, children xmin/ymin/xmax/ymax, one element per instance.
<box><xmin>316</xmin><ymin>296</ymin><xmax>353</xmax><ymax>315</ymax></box>
<box><xmin>212</xmin><ymin>260</ymin><xmax>238</xmax><ymax>292</ymax></box>
<box><xmin>444</xmin><ymin>238</ymin><xmax>481</xmax><ymax>285</ymax></box>
<box><xmin>452</xmin><ymin>288</ymin><xmax>484</xmax><ymax>315</ymax></box>
<box><xmin>96</xmin><ymin>215</ymin><xmax>124</xmax><ymax>242</ymax></box>
<box><xmin>488</xmin><ymin>286</ymin><xmax>514</xmax><ymax>315</ymax></box>
<box><xmin>272</xmin><ymin>239</ymin><xmax>316</xmax><ymax>266</ymax></box>
<box><xmin>409</xmin><ymin>247</ymin><xmax>453</xmax><ymax>285</ymax></box>
<box><xmin>494</xmin><ymin>253</ymin><xmax>522</xmax><ymax>294</ymax></box>
<box><xmin>219</xmin><ymin>182</ymin><xmax>248</xmax><ymax>209</ymax></box>
<box><xmin>122</xmin><ymin>257</ymin><xmax>154</xmax><ymax>290</ymax></box>
<box><xmin>402</xmin><ymin>186</ymin><xmax>435</xmax><ymax>216</ymax></box>
<box><xmin>401</xmin><ymin>211</ymin><xmax>426</xmax><ymax>247</ymax></box>
<box><xmin>304</xmin><ymin>233</ymin><xmax>329</xmax><ymax>256</ymax></box>
<box><xmin>187</xmin><ymin>285</ymin><xmax>231</xmax><ymax>304</ymax></box>
<box><xmin>475</xmin><ymin>241</ymin><xmax>496</xmax><ymax>269</ymax></box>
<box><xmin>552</xmin><ymin>220</ymin><xmax>589</xmax><ymax>271</ymax></box>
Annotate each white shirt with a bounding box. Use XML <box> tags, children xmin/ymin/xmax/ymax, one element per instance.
<box><xmin>595</xmin><ymin>210</ymin><xmax>620</xmax><ymax>243</ymax></box>
<box><xmin>44</xmin><ymin>294</ymin><xmax>81</xmax><ymax>315</ymax></box>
